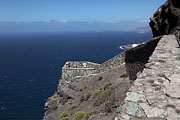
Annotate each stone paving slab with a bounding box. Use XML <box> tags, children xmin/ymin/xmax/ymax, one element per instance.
<box><xmin>115</xmin><ymin>35</ymin><xmax>180</xmax><ymax>120</ymax></box>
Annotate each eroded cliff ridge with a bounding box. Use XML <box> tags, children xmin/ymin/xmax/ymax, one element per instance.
<box><xmin>150</xmin><ymin>0</ymin><xmax>180</xmax><ymax>44</ymax></box>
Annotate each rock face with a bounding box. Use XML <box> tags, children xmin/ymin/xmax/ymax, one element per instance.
<box><xmin>149</xmin><ymin>0</ymin><xmax>180</xmax><ymax>45</ymax></box>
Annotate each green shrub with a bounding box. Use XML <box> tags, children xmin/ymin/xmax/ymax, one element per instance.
<box><xmin>84</xmin><ymin>112</ymin><xmax>93</xmax><ymax>119</ymax></box>
<box><xmin>98</xmin><ymin>76</ymin><xmax>103</xmax><ymax>81</ymax></box>
<box><xmin>59</xmin><ymin>111</ymin><xmax>69</xmax><ymax>119</ymax></box>
<box><xmin>72</xmin><ymin>111</ymin><xmax>92</xmax><ymax>120</ymax></box>
<box><xmin>79</xmin><ymin>88</ymin><xmax>83</xmax><ymax>91</ymax></box>
<box><xmin>68</xmin><ymin>104</ymin><xmax>78</xmax><ymax>111</ymax></box>
<box><xmin>73</xmin><ymin>111</ymin><xmax>86</xmax><ymax>120</ymax></box>
<box><xmin>101</xmin><ymin>90</ymin><xmax>111</xmax><ymax>97</ymax></box>
<box><xmin>103</xmin><ymin>82</ymin><xmax>112</xmax><ymax>90</ymax></box>
<box><xmin>85</xmin><ymin>93</ymin><xmax>91</xmax><ymax>101</ymax></box>
<box><xmin>92</xmin><ymin>90</ymin><xmax>102</xmax><ymax>98</ymax></box>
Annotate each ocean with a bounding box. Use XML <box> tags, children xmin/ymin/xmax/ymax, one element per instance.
<box><xmin>0</xmin><ymin>31</ymin><xmax>152</xmax><ymax>120</ymax></box>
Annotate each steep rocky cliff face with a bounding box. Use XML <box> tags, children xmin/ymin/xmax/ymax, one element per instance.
<box><xmin>150</xmin><ymin>0</ymin><xmax>180</xmax><ymax>45</ymax></box>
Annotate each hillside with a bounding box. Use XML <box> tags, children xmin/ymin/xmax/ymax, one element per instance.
<box><xmin>44</xmin><ymin>64</ymin><xmax>131</xmax><ymax>120</ymax></box>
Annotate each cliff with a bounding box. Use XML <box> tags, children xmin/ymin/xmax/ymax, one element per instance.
<box><xmin>150</xmin><ymin>0</ymin><xmax>180</xmax><ymax>45</ymax></box>
<box><xmin>44</xmin><ymin>0</ymin><xmax>180</xmax><ymax>120</ymax></box>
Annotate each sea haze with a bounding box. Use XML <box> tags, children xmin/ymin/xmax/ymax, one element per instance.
<box><xmin>0</xmin><ymin>31</ymin><xmax>152</xmax><ymax>120</ymax></box>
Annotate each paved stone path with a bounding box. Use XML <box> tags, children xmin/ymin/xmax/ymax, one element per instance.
<box><xmin>115</xmin><ymin>35</ymin><xmax>180</xmax><ymax>120</ymax></box>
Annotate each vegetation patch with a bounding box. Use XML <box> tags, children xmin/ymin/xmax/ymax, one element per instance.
<box><xmin>98</xmin><ymin>76</ymin><xmax>103</xmax><ymax>81</ymax></box>
<box><xmin>73</xmin><ymin>111</ymin><xmax>86</xmax><ymax>120</ymax></box>
<box><xmin>101</xmin><ymin>90</ymin><xmax>111</xmax><ymax>97</ymax></box>
<box><xmin>68</xmin><ymin>104</ymin><xmax>78</xmax><ymax>111</ymax></box>
<box><xmin>92</xmin><ymin>90</ymin><xmax>102</xmax><ymax>98</ymax></box>
<box><xmin>73</xmin><ymin>111</ymin><xmax>92</xmax><ymax>120</ymax></box>
<box><xmin>79</xmin><ymin>88</ymin><xmax>83</xmax><ymax>91</ymax></box>
<box><xmin>84</xmin><ymin>93</ymin><xmax>91</xmax><ymax>101</ymax></box>
<box><xmin>59</xmin><ymin>111</ymin><xmax>69</xmax><ymax>120</ymax></box>
<box><xmin>84</xmin><ymin>112</ymin><xmax>93</xmax><ymax>119</ymax></box>
<box><xmin>103</xmin><ymin>82</ymin><xmax>112</xmax><ymax>90</ymax></box>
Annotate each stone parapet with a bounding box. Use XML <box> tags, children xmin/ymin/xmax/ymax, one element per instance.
<box><xmin>62</xmin><ymin>61</ymin><xmax>100</xmax><ymax>69</ymax></box>
<box><xmin>62</xmin><ymin>61</ymin><xmax>100</xmax><ymax>81</ymax></box>
<box><xmin>61</xmin><ymin>52</ymin><xmax>126</xmax><ymax>81</ymax></box>
<box><xmin>125</xmin><ymin>36</ymin><xmax>162</xmax><ymax>80</ymax></box>
<box><xmin>115</xmin><ymin>35</ymin><xmax>180</xmax><ymax>120</ymax></box>
<box><xmin>95</xmin><ymin>52</ymin><xmax>125</xmax><ymax>73</ymax></box>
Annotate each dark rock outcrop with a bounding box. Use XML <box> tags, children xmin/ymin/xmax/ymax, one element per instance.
<box><xmin>149</xmin><ymin>0</ymin><xmax>180</xmax><ymax>45</ymax></box>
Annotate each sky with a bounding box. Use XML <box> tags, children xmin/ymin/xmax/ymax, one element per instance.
<box><xmin>0</xmin><ymin>0</ymin><xmax>167</xmax><ymax>33</ymax></box>
<box><xmin>0</xmin><ymin>0</ymin><xmax>166</xmax><ymax>22</ymax></box>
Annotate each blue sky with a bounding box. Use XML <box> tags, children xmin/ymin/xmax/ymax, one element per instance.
<box><xmin>0</xmin><ymin>0</ymin><xmax>167</xmax><ymax>33</ymax></box>
<box><xmin>0</xmin><ymin>0</ymin><xmax>166</xmax><ymax>22</ymax></box>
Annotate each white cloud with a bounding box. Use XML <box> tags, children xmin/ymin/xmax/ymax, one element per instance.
<box><xmin>136</xmin><ymin>19</ymin><xmax>149</xmax><ymax>23</ymax></box>
<box><xmin>59</xmin><ymin>20</ymin><xmax>68</xmax><ymax>23</ymax></box>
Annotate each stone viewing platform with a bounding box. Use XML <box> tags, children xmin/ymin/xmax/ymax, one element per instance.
<box><xmin>62</xmin><ymin>52</ymin><xmax>125</xmax><ymax>81</ymax></box>
<box><xmin>115</xmin><ymin>35</ymin><xmax>180</xmax><ymax>120</ymax></box>
<box><xmin>61</xmin><ymin>61</ymin><xmax>100</xmax><ymax>81</ymax></box>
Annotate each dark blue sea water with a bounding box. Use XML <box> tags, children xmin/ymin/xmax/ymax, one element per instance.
<box><xmin>0</xmin><ymin>31</ymin><xmax>152</xmax><ymax>120</ymax></box>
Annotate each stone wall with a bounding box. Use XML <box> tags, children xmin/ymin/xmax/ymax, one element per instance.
<box><xmin>61</xmin><ymin>52</ymin><xmax>126</xmax><ymax>81</ymax></box>
<box><xmin>63</xmin><ymin>61</ymin><xmax>100</xmax><ymax>69</ymax></box>
<box><xmin>95</xmin><ymin>52</ymin><xmax>125</xmax><ymax>73</ymax></box>
<box><xmin>115</xmin><ymin>35</ymin><xmax>180</xmax><ymax>120</ymax></box>
<box><xmin>61</xmin><ymin>61</ymin><xmax>100</xmax><ymax>81</ymax></box>
<box><xmin>125</xmin><ymin>36</ymin><xmax>162</xmax><ymax>80</ymax></box>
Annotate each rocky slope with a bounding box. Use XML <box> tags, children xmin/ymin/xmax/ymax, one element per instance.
<box><xmin>149</xmin><ymin>0</ymin><xmax>180</xmax><ymax>44</ymax></box>
<box><xmin>44</xmin><ymin>65</ymin><xmax>131</xmax><ymax>120</ymax></box>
